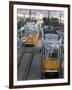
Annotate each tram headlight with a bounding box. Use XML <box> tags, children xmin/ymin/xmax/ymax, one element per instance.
<box><xmin>22</xmin><ymin>37</ymin><xmax>26</xmax><ymax>42</ymax></box>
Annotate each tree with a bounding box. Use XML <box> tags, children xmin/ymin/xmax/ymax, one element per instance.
<box><xmin>43</xmin><ymin>17</ymin><xmax>48</xmax><ymax>25</ymax></box>
<box><xmin>43</xmin><ymin>17</ymin><xmax>60</xmax><ymax>27</ymax></box>
<box><xmin>17</xmin><ymin>19</ymin><xmax>25</xmax><ymax>30</ymax></box>
<box><xmin>49</xmin><ymin>17</ymin><xmax>60</xmax><ymax>27</ymax></box>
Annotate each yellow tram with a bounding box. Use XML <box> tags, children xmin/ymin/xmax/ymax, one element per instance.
<box><xmin>21</xmin><ymin>21</ymin><xmax>40</xmax><ymax>46</ymax></box>
<box><xmin>41</xmin><ymin>30</ymin><xmax>62</xmax><ymax>78</ymax></box>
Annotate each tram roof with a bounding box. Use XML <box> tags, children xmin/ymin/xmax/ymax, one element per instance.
<box><xmin>24</xmin><ymin>21</ymin><xmax>38</xmax><ymax>28</ymax></box>
<box><xmin>44</xmin><ymin>30</ymin><xmax>58</xmax><ymax>35</ymax></box>
<box><xmin>43</xmin><ymin>30</ymin><xmax>60</xmax><ymax>40</ymax></box>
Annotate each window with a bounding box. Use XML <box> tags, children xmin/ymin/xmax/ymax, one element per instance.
<box><xmin>45</xmin><ymin>46</ymin><xmax>58</xmax><ymax>59</ymax></box>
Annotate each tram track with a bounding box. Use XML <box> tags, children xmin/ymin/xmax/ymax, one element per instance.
<box><xmin>23</xmin><ymin>52</ymin><xmax>34</xmax><ymax>80</ymax></box>
<box><xmin>17</xmin><ymin>47</ymin><xmax>35</xmax><ymax>80</ymax></box>
<box><xmin>17</xmin><ymin>47</ymin><xmax>25</xmax><ymax>67</ymax></box>
<box><xmin>17</xmin><ymin>51</ymin><xmax>25</xmax><ymax>68</ymax></box>
<box><xmin>17</xmin><ymin>47</ymin><xmax>34</xmax><ymax>68</ymax></box>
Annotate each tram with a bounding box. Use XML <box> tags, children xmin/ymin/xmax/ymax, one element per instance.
<box><xmin>21</xmin><ymin>20</ymin><xmax>40</xmax><ymax>46</ymax></box>
<box><xmin>41</xmin><ymin>30</ymin><xmax>63</xmax><ymax>78</ymax></box>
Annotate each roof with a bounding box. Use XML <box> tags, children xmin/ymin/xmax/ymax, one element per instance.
<box><xmin>44</xmin><ymin>30</ymin><xmax>60</xmax><ymax>40</ymax></box>
<box><xmin>44</xmin><ymin>30</ymin><xmax>58</xmax><ymax>34</ymax></box>
<box><xmin>24</xmin><ymin>21</ymin><xmax>38</xmax><ymax>28</ymax></box>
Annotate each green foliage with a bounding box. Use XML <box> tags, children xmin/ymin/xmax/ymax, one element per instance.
<box><xmin>43</xmin><ymin>17</ymin><xmax>48</xmax><ymax>25</ymax></box>
<box><xmin>48</xmin><ymin>17</ymin><xmax>60</xmax><ymax>27</ymax></box>
<box><xmin>17</xmin><ymin>19</ymin><xmax>25</xmax><ymax>30</ymax></box>
<box><xmin>43</xmin><ymin>17</ymin><xmax>64</xmax><ymax>27</ymax></box>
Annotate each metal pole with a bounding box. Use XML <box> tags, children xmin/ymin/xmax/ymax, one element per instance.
<box><xmin>60</xmin><ymin>11</ymin><xmax>61</xmax><ymax>23</ymax></box>
<box><xmin>48</xmin><ymin>10</ymin><xmax>50</xmax><ymax>19</ymax></box>
<box><xmin>29</xmin><ymin>9</ymin><xmax>31</xmax><ymax>20</ymax></box>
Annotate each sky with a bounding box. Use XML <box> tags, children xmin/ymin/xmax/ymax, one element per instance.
<box><xmin>17</xmin><ymin>8</ymin><xmax>64</xmax><ymax>23</ymax></box>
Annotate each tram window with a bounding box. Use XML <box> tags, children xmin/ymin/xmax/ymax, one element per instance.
<box><xmin>25</xmin><ymin>30</ymin><xmax>35</xmax><ymax>36</ymax></box>
<box><xmin>51</xmin><ymin>49</ymin><xmax>58</xmax><ymax>58</ymax></box>
<box><xmin>45</xmin><ymin>48</ymin><xmax>58</xmax><ymax>59</ymax></box>
<box><xmin>44</xmin><ymin>34</ymin><xmax>59</xmax><ymax>41</ymax></box>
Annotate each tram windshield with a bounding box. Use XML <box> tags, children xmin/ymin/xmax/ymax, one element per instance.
<box><xmin>44</xmin><ymin>34</ymin><xmax>58</xmax><ymax>41</ymax></box>
<box><xmin>45</xmin><ymin>46</ymin><xmax>59</xmax><ymax>59</ymax></box>
<box><xmin>24</xmin><ymin>29</ymin><xmax>36</xmax><ymax>36</ymax></box>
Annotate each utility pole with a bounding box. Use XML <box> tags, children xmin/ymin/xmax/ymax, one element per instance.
<box><xmin>48</xmin><ymin>10</ymin><xmax>50</xmax><ymax>19</ymax></box>
<box><xmin>23</xmin><ymin>10</ymin><xmax>25</xmax><ymax>22</ymax></box>
<box><xmin>60</xmin><ymin>11</ymin><xmax>61</xmax><ymax>23</ymax></box>
<box><xmin>29</xmin><ymin>9</ymin><xmax>31</xmax><ymax>20</ymax></box>
<box><xmin>48</xmin><ymin>10</ymin><xmax>50</xmax><ymax>26</ymax></box>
